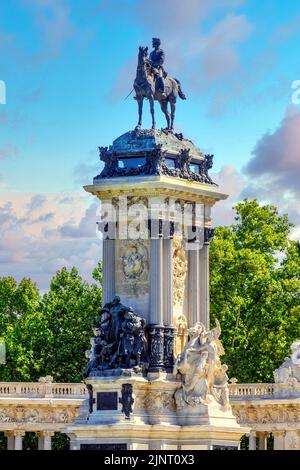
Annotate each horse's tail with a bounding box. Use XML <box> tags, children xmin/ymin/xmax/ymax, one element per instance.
<box><xmin>174</xmin><ymin>79</ymin><xmax>187</xmax><ymax>100</ymax></box>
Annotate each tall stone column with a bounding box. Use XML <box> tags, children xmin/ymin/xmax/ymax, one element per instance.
<box><xmin>150</xmin><ymin>237</ymin><xmax>163</xmax><ymax>325</ymax></box>
<box><xmin>188</xmin><ymin>242</ymin><xmax>200</xmax><ymax>327</ymax></box>
<box><xmin>102</xmin><ymin>238</ymin><xmax>115</xmax><ymax>305</ymax></box>
<box><xmin>163</xmin><ymin>237</ymin><xmax>175</xmax><ymax>372</ymax></box>
<box><xmin>199</xmin><ymin>229</ymin><xmax>212</xmax><ymax>329</ymax></box>
<box><xmin>163</xmin><ymin>237</ymin><xmax>173</xmax><ymax>326</ymax></box>
<box><xmin>249</xmin><ymin>430</ymin><xmax>257</xmax><ymax>450</ymax></box>
<box><xmin>148</xmin><ymin>236</ymin><xmax>164</xmax><ymax>371</ymax></box>
<box><xmin>273</xmin><ymin>431</ymin><xmax>285</xmax><ymax>450</ymax></box>
<box><xmin>37</xmin><ymin>431</ymin><xmax>54</xmax><ymax>450</ymax></box>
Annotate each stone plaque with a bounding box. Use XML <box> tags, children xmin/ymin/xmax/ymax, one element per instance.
<box><xmin>97</xmin><ymin>392</ymin><xmax>118</xmax><ymax>411</ymax></box>
<box><xmin>212</xmin><ymin>445</ymin><xmax>238</xmax><ymax>450</ymax></box>
<box><xmin>80</xmin><ymin>444</ymin><xmax>127</xmax><ymax>451</ymax></box>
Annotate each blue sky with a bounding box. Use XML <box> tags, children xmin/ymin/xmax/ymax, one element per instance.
<box><xmin>1</xmin><ymin>0</ymin><xmax>300</xmax><ymax>289</ymax></box>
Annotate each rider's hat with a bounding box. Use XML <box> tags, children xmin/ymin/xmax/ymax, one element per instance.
<box><xmin>152</xmin><ymin>37</ymin><xmax>161</xmax><ymax>45</ymax></box>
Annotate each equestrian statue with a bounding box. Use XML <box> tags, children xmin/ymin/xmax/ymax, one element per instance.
<box><xmin>134</xmin><ymin>38</ymin><xmax>186</xmax><ymax>132</ymax></box>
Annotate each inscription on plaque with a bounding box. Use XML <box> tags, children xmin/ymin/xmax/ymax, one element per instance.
<box><xmin>81</xmin><ymin>444</ymin><xmax>127</xmax><ymax>451</ymax></box>
<box><xmin>97</xmin><ymin>392</ymin><xmax>118</xmax><ymax>411</ymax></box>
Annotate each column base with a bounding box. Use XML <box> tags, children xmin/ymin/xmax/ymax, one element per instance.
<box><xmin>147</xmin><ymin>324</ymin><xmax>165</xmax><ymax>372</ymax></box>
<box><xmin>164</xmin><ymin>326</ymin><xmax>176</xmax><ymax>373</ymax></box>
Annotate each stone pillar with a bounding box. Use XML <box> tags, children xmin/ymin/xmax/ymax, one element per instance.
<box><xmin>102</xmin><ymin>238</ymin><xmax>115</xmax><ymax>305</ymax></box>
<box><xmin>249</xmin><ymin>430</ymin><xmax>257</xmax><ymax>450</ymax></box>
<box><xmin>37</xmin><ymin>432</ymin><xmax>54</xmax><ymax>450</ymax></box>
<box><xmin>273</xmin><ymin>431</ymin><xmax>285</xmax><ymax>450</ymax></box>
<box><xmin>148</xmin><ymin>236</ymin><xmax>164</xmax><ymax>371</ymax></box>
<box><xmin>188</xmin><ymin>243</ymin><xmax>200</xmax><ymax>328</ymax></box>
<box><xmin>199</xmin><ymin>230</ymin><xmax>211</xmax><ymax>329</ymax></box>
<box><xmin>150</xmin><ymin>237</ymin><xmax>163</xmax><ymax>325</ymax></box>
<box><xmin>163</xmin><ymin>237</ymin><xmax>175</xmax><ymax>372</ymax></box>
<box><xmin>163</xmin><ymin>237</ymin><xmax>173</xmax><ymax>326</ymax></box>
<box><xmin>5</xmin><ymin>431</ymin><xmax>25</xmax><ymax>450</ymax></box>
<box><xmin>5</xmin><ymin>431</ymin><xmax>15</xmax><ymax>451</ymax></box>
<box><xmin>258</xmin><ymin>432</ymin><xmax>267</xmax><ymax>450</ymax></box>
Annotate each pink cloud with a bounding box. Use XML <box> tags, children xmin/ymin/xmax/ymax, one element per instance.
<box><xmin>211</xmin><ymin>165</ymin><xmax>247</xmax><ymax>226</ymax></box>
<box><xmin>0</xmin><ymin>191</ymin><xmax>100</xmax><ymax>290</ymax></box>
<box><xmin>245</xmin><ymin>107</ymin><xmax>300</xmax><ymax>194</ymax></box>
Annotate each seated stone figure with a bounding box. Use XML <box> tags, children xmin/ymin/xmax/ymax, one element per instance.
<box><xmin>174</xmin><ymin>320</ymin><xmax>230</xmax><ymax>410</ymax></box>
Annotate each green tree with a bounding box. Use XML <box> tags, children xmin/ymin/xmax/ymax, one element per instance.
<box><xmin>210</xmin><ymin>199</ymin><xmax>300</xmax><ymax>383</ymax></box>
<box><xmin>0</xmin><ymin>277</ymin><xmax>41</xmax><ymax>381</ymax></box>
<box><xmin>0</xmin><ymin>263</ymin><xmax>102</xmax><ymax>382</ymax></box>
<box><xmin>35</xmin><ymin>265</ymin><xmax>102</xmax><ymax>382</ymax></box>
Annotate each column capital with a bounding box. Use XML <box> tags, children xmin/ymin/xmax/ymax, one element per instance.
<box><xmin>5</xmin><ymin>430</ymin><xmax>25</xmax><ymax>437</ymax></box>
<box><xmin>36</xmin><ymin>431</ymin><xmax>55</xmax><ymax>438</ymax></box>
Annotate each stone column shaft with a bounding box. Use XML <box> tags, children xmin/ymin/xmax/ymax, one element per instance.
<box><xmin>5</xmin><ymin>431</ymin><xmax>25</xmax><ymax>451</ymax></box>
<box><xmin>249</xmin><ymin>431</ymin><xmax>256</xmax><ymax>450</ymax></box>
<box><xmin>273</xmin><ymin>431</ymin><xmax>285</xmax><ymax>450</ymax></box>
<box><xmin>163</xmin><ymin>238</ymin><xmax>173</xmax><ymax>326</ymax></box>
<box><xmin>148</xmin><ymin>237</ymin><xmax>164</xmax><ymax>371</ymax></box>
<box><xmin>188</xmin><ymin>245</ymin><xmax>200</xmax><ymax>327</ymax></box>
<box><xmin>150</xmin><ymin>238</ymin><xmax>163</xmax><ymax>325</ymax></box>
<box><xmin>258</xmin><ymin>432</ymin><xmax>267</xmax><ymax>450</ymax></box>
<box><xmin>199</xmin><ymin>242</ymin><xmax>210</xmax><ymax>329</ymax></box>
<box><xmin>102</xmin><ymin>238</ymin><xmax>115</xmax><ymax>305</ymax></box>
<box><xmin>6</xmin><ymin>433</ymin><xmax>15</xmax><ymax>451</ymax></box>
<box><xmin>37</xmin><ymin>432</ymin><xmax>54</xmax><ymax>450</ymax></box>
<box><xmin>14</xmin><ymin>435</ymin><xmax>23</xmax><ymax>451</ymax></box>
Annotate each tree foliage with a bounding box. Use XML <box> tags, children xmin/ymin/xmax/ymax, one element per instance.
<box><xmin>210</xmin><ymin>199</ymin><xmax>300</xmax><ymax>382</ymax></box>
<box><xmin>0</xmin><ymin>263</ymin><xmax>102</xmax><ymax>382</ymax></box>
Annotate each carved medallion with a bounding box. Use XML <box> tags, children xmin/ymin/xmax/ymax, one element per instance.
<box><xmin>121</xmin><ymin>242</ymin><xmax>148</xmax><ymax>281</ymax></box>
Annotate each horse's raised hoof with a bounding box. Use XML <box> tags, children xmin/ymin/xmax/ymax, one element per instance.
<box><xmin>135</xmin><ymin>125</ymin><xmax>141</xmax><ymax>131</ymax></box>
<box><xmin>152</xmin><ymin>125</ymin><xmax>156</xmax><ymax>130</ymax></box>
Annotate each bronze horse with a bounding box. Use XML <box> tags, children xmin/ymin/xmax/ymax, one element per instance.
<box><xmin>134</xmin><ymin>46</ymin><xmax>186</xmax><ymax>131</ymax></box>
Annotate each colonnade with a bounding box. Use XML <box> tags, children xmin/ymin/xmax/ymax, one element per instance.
<box><xmin>4</xmin><ymin>431</ymin><xmax>55</xmax><ymax>450</ymax></box>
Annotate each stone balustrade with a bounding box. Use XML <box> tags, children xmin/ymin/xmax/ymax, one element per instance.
<box><xmin>1</xmin><ymin>380</ymin><xmax>300</xmax><ymax>450</ymax></box>
<box><xmin>229</xmin><ymin>382</ymin><xmax>275</xmax><ymax>399</ymax></box>
<box><xmin>0</xmin><ymin>382</ymin><xmax>87</xmax><ymax>398</ymax></box>
<box><xmin>0</xmin><ymin>379</ymin><xmax>87</xmax><ymax>450</ymax></box>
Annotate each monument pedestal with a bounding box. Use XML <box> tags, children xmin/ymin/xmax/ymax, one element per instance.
<box><xmin>68</xmin><ymin>129</ymin><xmax>249</xmax><ymax>450</ymax></box>
<box><xmin>66</xmin><ymin>373</ymin><xmax>247</xmax><ymax>450</ymax></box>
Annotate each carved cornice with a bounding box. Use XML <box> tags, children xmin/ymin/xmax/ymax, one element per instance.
<box><xmin>89</xmin><ymin>188</ymin><xmax>220</xmax><ymax>206</ymax></box>
<box><xmin>232</xmin><ymin>402</ymin><xmax>300</xmax><ymax>427</ymax></box>
<box><xmin>95</xmin><ymin>146</ymin><xmax>216</xmax><ymax>186</ymax></box>
<box><xmin>0</xmin><ymin>405</ymin><xmax>80</xmax><ymax>425</ymax></box>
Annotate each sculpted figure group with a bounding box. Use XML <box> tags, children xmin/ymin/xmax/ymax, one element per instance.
<box><xmin>174</xmin><ymin>320</ymin><xmax>230</xmax><ymax>410</ymax></box>
<box><xmin>83</xmin><ymin>298</ymin><xmax>230</xmax><ymax>412</ymax></box>
<box><xmin>83</xmin><ymin>296</ymin><xmax>147</xmax><ymax>377</ymax></box>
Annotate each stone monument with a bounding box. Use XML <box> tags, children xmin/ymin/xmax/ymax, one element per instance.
<box><xmin>66</xmin><ymin>39</ymin><xmax>248</xmax><ymax>450</ymax></box>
